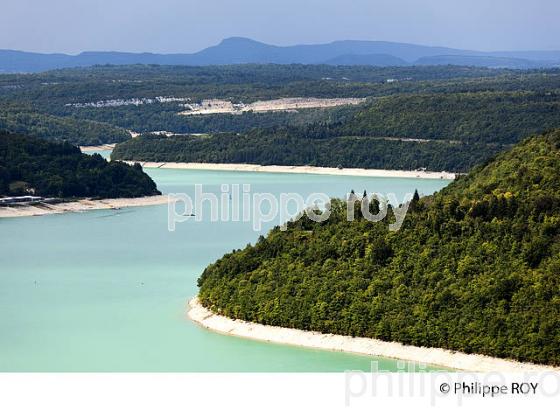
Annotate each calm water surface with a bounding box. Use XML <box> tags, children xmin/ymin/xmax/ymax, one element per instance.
<box><xmin>0</xmin><ymin>165</ymin><xmax>450</xmax><ymax>371</ymax></box>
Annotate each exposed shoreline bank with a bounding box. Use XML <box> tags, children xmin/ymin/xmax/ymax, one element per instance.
<box><xmin>187</xmin><ymin>297</ymin><xmax>558</xmax><ymax>372</ymax></box>
<box><xmin>179</xmin><ymin>97</ymin><xmax>366</xmax><ymax>116</ymax></box>
<box><xmin>123</xmin><ymin>161</ymin><xmax>457</xmax><ymax>180</ymax></box>
<box><xmin>0</xmin><ymin>195</ymin><xmax>169</xmax><ymax>218</ymax></box>
<box><xmin>79</xmin><ymin>144</ymin><xmax>116</xmax><ymax>152</ymax></box>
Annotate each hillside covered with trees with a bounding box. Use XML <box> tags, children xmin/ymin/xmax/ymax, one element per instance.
<box><xmin>197</xmin><ymin>129</ymin><xmax>560</xmax><ymax>366</ymax></box>
<box><xmin>1</xmin><ymin>65</ymin><xmax>559</xmax><ymax>146</ymax></box>
<box><xmin>111</xmin><ymin>130</ymin><xmax>503</xmax><ymax>172</ymax></box>
<box><xmin>334</xmin><ymin>91</ymin><xmax>560</xmax><ymax>145</ymax></box>
<box><xmin>0</xmin><ymin>132</ymin><xmax>160</xmax><ymax>198</ymax></box>
<box><xmin>0</xmin><ymin>105</ymin><xmax>130</xmax><ymax>145</ymax></box>
<box><xmin>111</xmin><ymin>86</ymin><xmax>560</xmax><ymax>172</ymax></box>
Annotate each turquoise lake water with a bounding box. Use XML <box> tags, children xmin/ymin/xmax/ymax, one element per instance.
<box><xmin>0</xmin><ymin>165</ymin><xmax>450</xmax><ymax>371</ymax></box>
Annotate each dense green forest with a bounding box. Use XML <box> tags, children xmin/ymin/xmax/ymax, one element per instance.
<box><xmin>0</xmin><ymin>64</ymin><xmax>518</xmax><ymax>116</ymax></box>
<box><xmin>0</xmin><ymin>131</ymin><xmax>160</xmax><ymax>198</ymax></box>
<box><xmin>67</xmin><ymin>104</ymin><xmax>357</xmax><ymax>135</ymax></box>
<box><xmin>68</xmin><ymin>88</ymin><xmax>560</xmax><ymax>139</ymax></box>
<box><xmin>334</xmin><ymin>91</ymin><xmax>560</xmax><ymax>144</ymax></box>
<box><xmin>111</xmin><ymin>87</ymin><xmax>560</xmax><ymax>172</ymax></box>
<box><xmin>112</xmin><ymin>131</ymin><xmax>503</xmax><ymax>172</ymax></box>
<box><xmin>0</xmin><ymin>64</ymin><xmax>517</xmax><ymax>102</ymax></box>
<box><xmin>0</xmin><ymin>104</ymin><xmax>130</xmax><ymax>145</ymax></box>
<box><xmin>197</xmin><ymin>129</ymin><xmax>560</xmax><ymax>366</ymax></box>
<box><xmin>1</xmin><ymin>65</ymin><xmax>560</xmax><ymax>146</ymax></box>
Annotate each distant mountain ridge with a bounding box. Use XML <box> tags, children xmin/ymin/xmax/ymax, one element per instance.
<box><xmin>1</xmin><ymin>37</ymin><xmax>560</xmax><ymax>72</ymax></box>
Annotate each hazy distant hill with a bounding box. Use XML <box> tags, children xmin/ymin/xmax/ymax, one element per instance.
<box><xmin>416</xmin><ymin>55</ymin><xmax>542</xmax><ymax>69</ymax></box>
<box><xmin>1</xmin><ymin>37</ymin><xmax>559</xmax><ymax>72</ymax></box>
<box><xmin>323</xmin><ymin>53</ymin><xmax>408</xmax><ymax>66</ymax></box>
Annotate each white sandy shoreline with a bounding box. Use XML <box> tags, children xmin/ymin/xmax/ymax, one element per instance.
<box><xmin>0</xmin><ymin>195</ymin><xmax>170</xmax><ymax>218</ymax></box>
<box><xmin>124</xmin><ymin>161</ymin><xmax>456</xmax><ymax>180</ymax></box>
<box><xmin>79</xmin><ymin>144</ymin><xmax>116</xmax><ymax>152</ymax></box>
<box><xmin>187</xmin><ymin>297</ymin><xmax>558</xmax><ymax>372</ymax></box>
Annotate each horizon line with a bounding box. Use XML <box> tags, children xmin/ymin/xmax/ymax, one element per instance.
<box><xmin>2</xmin><ymin>37</ymin><xmax>560</xmax><ymax>56</ymax></box>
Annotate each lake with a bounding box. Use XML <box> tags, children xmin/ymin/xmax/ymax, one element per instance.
<box><xmin>0</xmin><ymin>165</ymin><xmax>450</xmax><ymax>371</ymax></box>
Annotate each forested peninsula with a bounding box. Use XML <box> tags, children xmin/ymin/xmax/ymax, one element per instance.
<box><xmin>0</xmin><ymin>132</ymin><xmax>160</xmax><ymax>198</ymax></box>
<box><xmin>197</xmin><ymin>129</ymin><xmax>560</xmax><ymax>366</ymax></box>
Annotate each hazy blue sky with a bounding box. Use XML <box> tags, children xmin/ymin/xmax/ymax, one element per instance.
<box><xmin>1</xmin><ymin>0</ymin><xmax>559</xmax><ymax>53</ymax></box>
